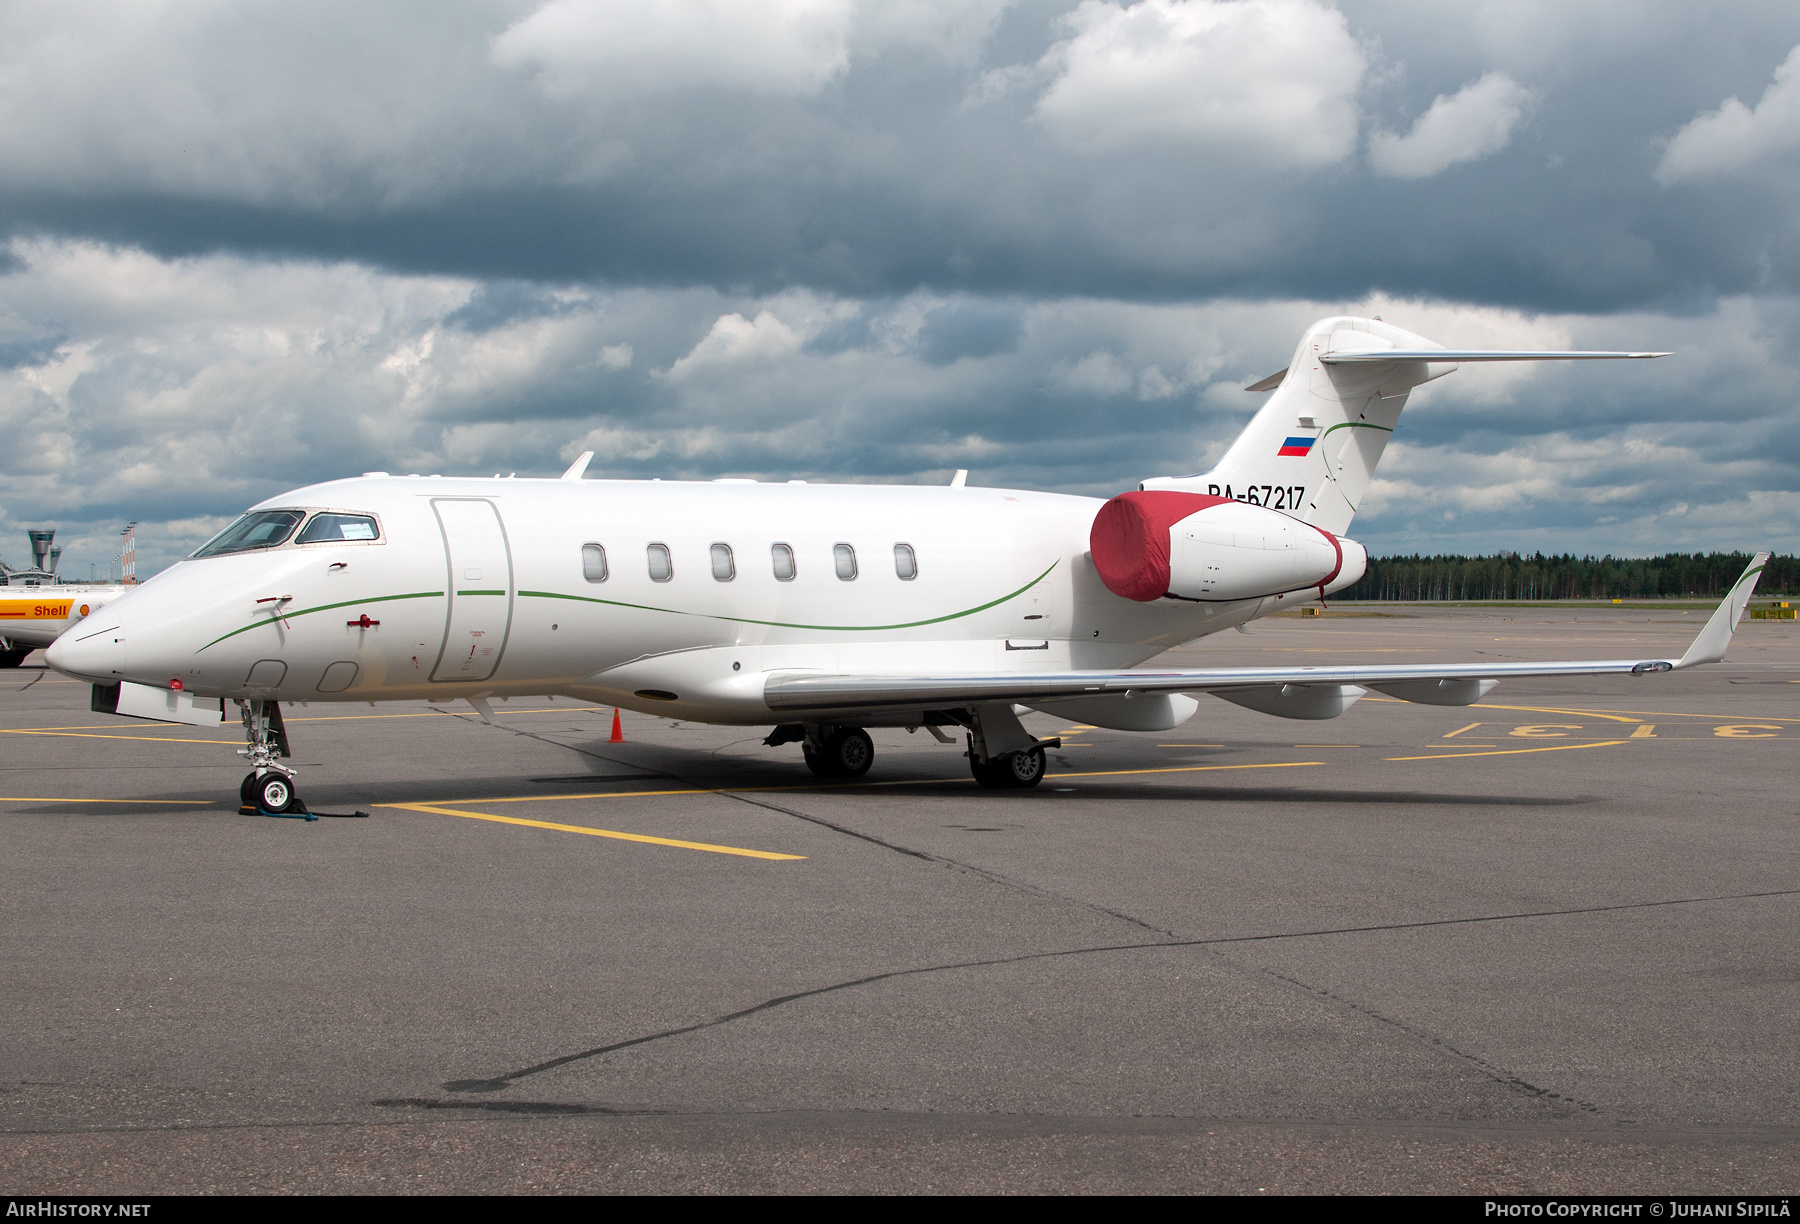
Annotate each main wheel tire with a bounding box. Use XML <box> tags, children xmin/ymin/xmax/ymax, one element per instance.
<box><xmin>970</xmin><ymin>756</ymin><xmax>1005</xmax><ymax>788</ymax></box>
<box><xmin>824</xmin><ymin>727</ymin><xmax>874</xmax><ymax>777</ymax></box>
<box><xmin>802</xmin><ymin>745</ymin><xmax>832</xmax><ymax>777</ymax></box>
<box><xmin>254</xmin><ymin>773</ymin><xmax>295</xmax><ymax>813</ymax></box>
<box><xmin>1002</xmin><ymin>745</ymin><xmax>1047</xmax><ymax>788</ymax></box>
<box><xmin>0</xmin><ymin>647</ymin><xmax>29</xmax><ymax>669</ymax></box>
<box><xmin>971</xmin><ymin>746</ymin><xmax>1047</xmax><ymax>789</ymax></box>
<box><xmin>240</xmin><ymin>772</ymin><xmax>260</xmax><ymax>805</ymax></box>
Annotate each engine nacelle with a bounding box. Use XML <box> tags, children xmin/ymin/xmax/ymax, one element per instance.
<box><xmin>1090</xmin><ymin>491</ymin><xmax>1357</xmax><ymax>603</ymax></box>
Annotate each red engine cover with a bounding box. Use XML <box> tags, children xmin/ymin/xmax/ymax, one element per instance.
<box><xmin>1088</xmin><ymin>490</ymin><xmax>1230</xmax><ymax>601</ymax></box>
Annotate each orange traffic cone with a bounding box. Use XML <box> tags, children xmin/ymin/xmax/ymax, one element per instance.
<box><xmin>609</xmin><ymin>708</ymin><xmax>625</xmax><ymax>743</ymax></box>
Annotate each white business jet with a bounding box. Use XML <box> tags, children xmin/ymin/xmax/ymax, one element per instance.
<box><xmin>47</xmin><ymin>316</ymin><xmax>1766</xmax><ymax>816</ymax></box>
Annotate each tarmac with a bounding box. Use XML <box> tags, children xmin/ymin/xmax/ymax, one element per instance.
<box><xmin>2</xmin><ymin>603</ymin><xmax>1796</xmax><ymax>1194</ymax></box>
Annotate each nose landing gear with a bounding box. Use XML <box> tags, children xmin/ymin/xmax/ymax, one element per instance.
<box><xmin>237</xmin><ymin>699</ymin><xmax>314</xmax><ymax>820</ymax></box>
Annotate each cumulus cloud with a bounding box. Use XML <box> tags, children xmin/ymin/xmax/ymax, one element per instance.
<box><xmin>663</xmin><ymin>310</ymin><xmax>806</xmax><ymax>379</ymax></box>
<box><xmin>2</xmin><ymin>237</ymin><xmax>1791</xmax><ymax>578</ymax></box>
<box><xmin>1031</xmin><ymin>0</ymin><xmax>1365</xmax><ymax>165</ymax></box>
<box><xmin>0</xmin><ymin>3</ymin><xmax>1793</xmax><ymax>311</ymax></box>
<box><xmin>1657</xmin><ymin>43</ymin><xmax>1800</xmax><ymax>183</ymax></box>
<box><xmin>493</xmin><ymin>0</ymin><xmax>855</xmax><ymax>99</ymax></box>
<box><xmin>1369</xmin><ymin>71</ymin><xmax>1533</xmax><ymax>179</ymax></box>
<box><xmin>850</xmin><ymin>0</ymin><xmax>1015</xmax><ymax>61</ymax></box>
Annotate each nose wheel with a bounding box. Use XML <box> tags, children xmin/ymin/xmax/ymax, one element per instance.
<box><xmin>241</xmin><ymin>769</ymin><xmax>312</xmax><ymax>819</ymax></box>
<box><xmin>236</xmin><ymin>699</ymin><xmax>314</xmax><ymax>819</ymax></box>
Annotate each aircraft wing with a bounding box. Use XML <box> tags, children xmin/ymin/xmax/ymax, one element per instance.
<box><xmin>764</xmin><ymin>554</ymin><xmax>1768</xmax><ymax>715</ymax></box>
<box><xmin>1321</xmin><ymin>349</ymin><xmax>1671</xmax><ymax>363</ymax></box>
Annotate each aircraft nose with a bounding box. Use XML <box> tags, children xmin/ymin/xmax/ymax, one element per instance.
<box><xmin>47</xmin><ymin>619</ymin><xmax>127</xmax><ymax>681</ymax></box>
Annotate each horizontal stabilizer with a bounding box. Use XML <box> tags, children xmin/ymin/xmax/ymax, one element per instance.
<box><xmin>1322</xmin><ymin>349</ymin><xmax>1670</xmax><ymax>364</ymax></box>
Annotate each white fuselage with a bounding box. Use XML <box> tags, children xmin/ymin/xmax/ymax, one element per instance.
<box><xmin>49</xmin><ymin>475</ymin><xmax>1315</xmax><ymax>725</ymax></box>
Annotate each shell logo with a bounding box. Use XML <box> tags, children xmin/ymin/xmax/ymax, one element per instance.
<box><xmin>79</xmin><ymin>604</ymin><xmax>90</xmax><ymax>616</ymax></box>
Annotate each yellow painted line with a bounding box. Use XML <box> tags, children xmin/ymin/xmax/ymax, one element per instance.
<box><xmin>0</xmin><ymin>796</ymin><xmax>213</xmax><ymax>805</ymax></box>
<box><xmin>1465</xmin><ymin>703</ymin><xmax>1659</xmax><ymax>724</ymax></box>
<box><xmin>1052</xmin><ymin>761</ymin><xmax>1324</xmax><ymax>779</ymax></box>
<box><xmin>1387</xmin><ymin>740</ymin><xmax>1629</xmax><ymax>761</ymax></box>
<box><xmin>412</xmin><ymin>757</ymin><xmax>1337</xmax><ymax>807</ymax></box>
<box><xmin>426</xmin><ymin>787</ymin><xmax>710</xmax><ymax>805</ymax></box>
<box><xmin>1470</xmin><ymin>701</ymin><xmax>1800</xmax><ymax>725</ymax></box>
<box><xmin>1442</xmin><ymin>722</ymin><xmax>1482</xmax><ymax>738</ymax></box>
<box><xmin>1157</xmin><ymin>743</ymin><xmax>1226</xmax><ymax>748</ymax></box>
<box><xmin>0</xmin><ymin>729</ymin><xmax>237</xmax><ymax>746</ymax></box>
<box><xmin>383</xmin><ymin>801</ymin><xmax>805</xmax><ymax>861</ymax></box>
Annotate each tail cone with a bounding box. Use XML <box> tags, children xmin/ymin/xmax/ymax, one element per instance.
<box><xmin>609</xmin><ymin>708</ymin><xmax>624</xmax><ymax>743</ymax></box>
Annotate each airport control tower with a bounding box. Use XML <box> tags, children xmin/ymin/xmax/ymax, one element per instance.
<box><xmin>28</xmin><ymin>530</ymin><xmax>57</xmax><ymax>576</ymax></box>
<box><xmin>2</xmin><ymin>529</ymin><xmax>66</xmax><ymax>586</ymax></box>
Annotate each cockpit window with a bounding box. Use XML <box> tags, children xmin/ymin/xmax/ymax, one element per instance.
<box><xmin>192</xmin><ymin>510</ymin><xmax>305</xmax><ymax>557</ymax></box>
<box><xmin>296</xmin><ymin>513</ymin><xmax>380</xmax><ymax>545</ymax></box>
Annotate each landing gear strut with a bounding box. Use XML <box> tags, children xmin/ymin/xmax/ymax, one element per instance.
<box><xmin>963</xmin><ymin>703</ymin><xmax>1056</xmax><ymax>789</ymax></box>
<box><xmin>237</xmin><ymin>699</ymin><xmax>313</xmax><ymax>820</ymax></box>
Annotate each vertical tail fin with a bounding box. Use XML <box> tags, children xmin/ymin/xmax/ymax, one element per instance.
<box><xmin>1141</xmin><ymin>316</ymin><xmax>1668</xmax><ymax>535</ymax></box>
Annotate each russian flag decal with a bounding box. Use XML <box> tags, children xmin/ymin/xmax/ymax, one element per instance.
<box><xmin>1277</xmin><ymin>435</ymin><xmax>1315</xmax><ymax>457</ymax></box>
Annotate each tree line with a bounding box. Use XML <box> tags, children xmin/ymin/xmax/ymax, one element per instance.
<box><xmin>1333</xmin><ymin>551</ymin><xmax>1797</xmax><ymax>601</ymax></box>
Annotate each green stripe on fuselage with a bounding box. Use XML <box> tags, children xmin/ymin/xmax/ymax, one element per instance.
<box><xmin>195</xmin><ymin>562</ymin><xmax>1058</xmax><ymax>651</ymax></box>
<box><xmin>196</xmin><ymin>590</ymin><xmax>445</xmax><ymax>652</ymax></box>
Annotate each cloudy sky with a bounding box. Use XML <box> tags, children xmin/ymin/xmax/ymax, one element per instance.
<box><xmin>3</xmin><ymin>0</ymin><xmax>1798</xmax><ymax>577</ymax></box>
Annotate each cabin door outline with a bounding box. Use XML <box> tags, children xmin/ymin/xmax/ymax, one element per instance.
<box><xmin>430</xmin><ymin>498</ymin><xmax>515</xmax><ymax>683</ymax></box>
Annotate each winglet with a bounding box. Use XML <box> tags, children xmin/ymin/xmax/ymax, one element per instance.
<box><xmin>1675</xmin><ymin>553</ymin><xmax>1770</xmax><ymax>669</ymax></box>
<box><xmin>560</xmin><ymin>451</ymin><xmax>594</xmax><ymax>481</ymax></box>
<box><xmin>1244</xmin><ymin>367</ymin><xmax>1288</xmax><ymax>392</ymax></box>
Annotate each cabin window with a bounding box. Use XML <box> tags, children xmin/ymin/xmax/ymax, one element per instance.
<box><xmin>771</xmin><ymin>543</ymin><xmax>796</xmax><ymax>581</ymax></box>
<box><xmin>581</xmin><ymin>543</ymin><xmax>608</xmax><ymax>582</ymax></box>
<box><xmin>893</xmin><ymin>543</ymin><xmax>917</xmax><ymax>580</ymax></box>
<box><xmin>710</xmin><ymin>543</ymin><xmax>735</xmax><ymax>581</ymax></box>
<box><xmin>296</xmin><ymin>513</ymin><xmax>380</xmax><ymax>545</ymax></box>
<box><xmin>193</xmin><ymin>510</ymin><xmax>305</xmax><ymax>557</ymax></box>
<box><xmin>646</xmin><ymin>543</ymin><xmax>672</xmax><ymax>582</ymax></box>
<box><xmin>833</xmin><ymin>543</ymin><xmax>858</xmax><ymax>581</ymax></box>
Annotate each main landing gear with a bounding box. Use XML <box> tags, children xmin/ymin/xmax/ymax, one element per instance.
<box><xmin>968</xmin><ymin>743</ymin><xmax>1047</xmax><ymax>789</ymax></box>
<box><xmin>237</xmin><ymin>699</ymin><xmax>314</xmax><ymax>821</ymax></box>
<box><xmin>803</xmin><ymin>725</ymin><xmax>874</xmax><ymax>778</ymax></box>
<box><xmin>765</xmin><ymin>715</ymin><xmax>1053</xmax><ymax>789</ymax></box>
